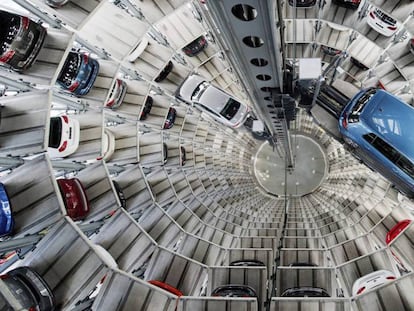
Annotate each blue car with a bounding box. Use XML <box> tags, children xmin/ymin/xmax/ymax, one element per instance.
<box><xmin>339</xmin><ymin>87</ymin><xmax>414</xmax><ymax>197</ymax></box>
<box><xmin>0</xmin><ymin>183</ymin><xmax>13</xmax><ymax>236</ymax></box>
<box><xmin>57</xmin><ymin>50</ymin><xmax>99</xmax><ymax>96</ymax></box>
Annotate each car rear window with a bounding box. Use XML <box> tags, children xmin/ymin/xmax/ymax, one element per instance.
<box><xmin>374</xmin><ymin>9</ymin><xmax>396</xmax><ymax>26</ymax></box>
<box><xmin>48</xmin><ymin>117</ymin><xmax>62</xmax><ymax>148</ymax></box>
<box><xmin>0</xmin><ymin>13</ymin><xmax>20</xmax><ymax>56</ymax></box>
<box><xmin>220</xmin><ymin>98</ymin><xmax>241</xmax><ymax>120</ymax></box>
<box><xmin>58</xmin><ymin>52</ymin><xmax>80</xmax><ymax>87</ymax></box>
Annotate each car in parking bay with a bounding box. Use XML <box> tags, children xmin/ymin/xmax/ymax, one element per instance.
<box><xmin>0</xmin><ymin>266</ymin><xmax>55</xmax><ymax>310</ymax></box>
<box><xmin>57</xmin><ymin>50</ymin><xmax>99</xmax><ymax>96</ymax></box>
<box><xmin>180</xmin><ymin>145</ymin><xmax>186</xmax><ymax>166</ymax></box>
<box><xmin>57</xmin><ymin>178</ymin><xmax>90</xmax><ymax>221</ymax></box>
<box><xmin>182</xmin><ymin>35</ymin><xmax>208</xmax><ymax>56</ymax></box>
<box><xmin>112</xmin><ymin>180</ymin><xmax>126</xmax><ymax>209</ymax></box>
<box><xmin>0</xmin><ymin>10</ymin><xmax>47</xmax><ymax>72</ymax></box>
<box><xmin>332</xmin><ymin>0</ymin><xmax>361</xmax><ymax>9</ymax></box>
<box><xmin>163</xmin><ymin>107</ymin><xmax>177</xmax><ymax>129</ymax></box>
<box><xmin>162</xmin><ymin>143</ymin><xmax>168</xmax><ymax>164</ymax></box>
<box><xmin>176</xmin><ymin>74</ymin><xmax>250</xmax><ymax>128</ymax></box>
<box><xmin>140</xmin><ymin>96</ymin><xmax>153</xmax><ymax>120</ymax></box>
<box><xmin>148</xmin><ymin>280</ymin><xmax>183</xmax><ymax>296</ymax></box>
<box><xmin>367</xmin><ymin>7</ymin><xmax>399</xmax><ymax>37</ymax></box>
<box><xmin>0</xmin><ymin>183</ymin><xmax>13</xmax><ymax>237</ymax></box>
<box><xmin>386</xmin><ymin>219</ymin><xmax>412</xmax><ymax>245</ymax></box>
<box><xmin>211</xmin><ymin>284</ymin><xmax>257</xmax><ymax>297</ymax></box>
<box><xmin>281</xmin><ymin>287</ymin><xmax>330</xmax><ymax>297</ymax></box>
<box><xmin>352</xmin><ymin>270</ymin><xmax>396</xmax><ymax>295</ymax></box>
<box><xmin>320</xmin><ymin>45</ymin><xmax>342</xmax><ymax>56</ymax></box>
<box><xmin>154</xmin><ymin>61</ymin><xmax>173</xmax><ymax>83</ymax></box>
<box><xmin>99</xmin><ymin>128</ymin><xmax>115</xmax><ymax>161</ymax></box>
<box><xmin>288</xmin><ymin>0</ymin><xmax>317</xmax><ymax>7</ymax></box>
<box><xmin>230</xmin><ymin>260</ymin><xmax>265</xmax><ymax>267</ymax></box>
<box><xmin>45</xmin><ymin>0</ymin><xmax>70</xmax><ymax>7</ymax></box>
<box><xmin>48</xmin><ymin>115</ymin><xmax>80</xmax><ymax>158</ymax></box>
<box><xmin>104</xmin><ymin>78</ymin><xmax>127</xmax><ymax>109</ymax></box>
<box><xmin>409</xmin><ymin>38</ymin><xmax>414</xmax><ymax>55</ymax></box>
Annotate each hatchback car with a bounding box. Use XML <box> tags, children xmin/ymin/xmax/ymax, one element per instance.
<box><xmin>212</xmin><ymin>284</ymin><xmax>257</xmax><ymax>297</ymax></box>
<box><xmin>154</xmin><ymin>61</ymin><xmax>173</xmax><ymax>83</ymax></box>
<box><xmin>180</xmin><ymin>145</ymin><xmax>186</xmax><ymax>166</ymax></box>
<box><xmin>332</xmin><ymin>0</ymin><xmax>361</xmax><ymax>9</ymax></box>
<box><xmin>140</xmin><ymin>96</ymin><xmax>153</xmax><ymax>120</ymax></box>
<box><xmin>104</xmin><ymin>79</ymin><xmax>127</xmax><ymax>109</ymax></box>
<box><xmin>176</xmin><ymin>74</ymin><xmax>250</xmax><ymax>128</ymax></box>
<box><xmin>0</xmin><ymin>266</ymin><xmax>55</xmax><ymax>310</ymax></box>
<box><xmin>57</xmin><ymin>178</ymin><xmax>90</xmax><ymax>221</ymax></box>
<box><xmin>45</xmin><ymin>0</ymin><xmax>70</xmax><ymax>7</ymax></box>
<box><xmin>352</xmin><ymin>270</ymin><xmax>396</xmax><ymax>295</ymax></box>
<box><xmin>148</xmin><ymin>280</ymin><xmax>183</xmax><ymax>296</ymax></box>
<box><xmin>163</xmin><ymin>107</ymin><xmax>177</xmax><ymax>129</ymax></box>
<box><xmin>288</xmin><ymin>0</ymin><xmax>317</xmax><ymax>7</ymax></box>
<box><xmin>386</xmin><ymin>219</ymin><xmax>412</xmax><ymax>245</ymax></box>
<box><xmin>57</xmin><ymin>50</ymin><xmax>99</xmax><ymax>95</ymax></box>
<box><xmin>367</xmin><ymin>8</ymin><xmax>398</xmax><ymax>37</ymax></box>
<box><xmin>182</xmin><ymin>35</ymin><xmax>208</xmax><ymax>57</ymax></box>
<box><xmin>48</xmin><ymin>115</ymin><xmax>80</xmax><ymax>158</ymax></box>
<box><xmin>281</xmin><ymin>287</ymin><xmax>330</xmax><ymax>297</ymax></box>
<box><xmin>0</xmin><ymin>183</ymin><xmax>13</xmax><ymax>237</ymax></box>
<box><xmin>0</xmin><ymin>10</ymin><xmax>47</xmax><ymax>71</ymax></box>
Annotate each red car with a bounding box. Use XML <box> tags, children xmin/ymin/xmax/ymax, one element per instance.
<box><xmin>386</xmin><ymin>219</ymin><xmax>412</xmax><ymax>245</ymax></box>
<box><xmin>57</xmin><ymin>178</ymin><xmax>90</xmax><ymax>221</ymax></box>
<box><xmin>148</xmin><ymin>280</ymin><xmax>183</xmax><ymax>296</ymax></box>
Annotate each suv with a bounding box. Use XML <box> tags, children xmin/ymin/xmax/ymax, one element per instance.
<box><xmin>0</xmin><ymin>10</ymin><xmax>47</xmax><ymax>71</ymax></box>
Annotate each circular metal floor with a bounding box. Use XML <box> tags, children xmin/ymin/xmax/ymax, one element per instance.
<box><xmin>253</xmin><ymin>134</ymin><xmax>328</xmax><ymax>197</ymax></box>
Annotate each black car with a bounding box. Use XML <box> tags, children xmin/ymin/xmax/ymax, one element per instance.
<box><xmin>140</xmin><ymin>96</ymin><xmax>153</xmax><ymax>121</ymax></box>
<box><xmin>180</xmin><ymin>146</ymin><xmax>186</xmax><ymax>166</ymax></box>
<box><xmin>230</xmin><ymin>260</ymin><xmax>265</xmax><ymax>267</ymax></box>
<box><xmin>289</xmin><ymin>262</ymin><xmax>317</xmax><ymax>267</ymax></box>
<box><xmin>288</xmin><ymin>0</ymin><xmax>317</xmax><ymax>7</ymax></box>
<box><xmin>163</xmin><ymin>143</ymin><xmax>168</xmax><ymax>164</ymax></box>
<box><xmin>155</xmin><ymin>61</ymin><xmax>173</xmax><ymax>82</ymax></box>
<box><xmin>0</xmin><ymin>266</ymin><xmax>55</xmax><ymax>310</ymax></box>
<box><xmin>320</xmin><ymin>45</ymin><xmax>341</xmax><ymax>56</ymax></box>
<box><xmin>112</xmin><ymin>180</ymin><xmax>126</xmax><ymax>209</ymax></box>
<box><xmin>163</xmin><ymin>107</ymin><xmax>177</xmax><ymax>129</ymax></box>
<box><xmin>281</xmin><ymin>287</ymin><xmax>330</xmax><ymax>297</ymax></box>
<box><xmin>182</xmin><ymin>35</ymin><xmax>208</xmax><ymax>57</ymax></box>
<box><xmin>0</xmin><ymin>10</ymin><xmax>47</xmax><ymax>71</ymax></box>
<box><xmin>212</xmin><ymin>284</ymin><xmax>257</xmax><ymax>298</ymax></box>
<box><xmin>332</xmin><ymin>0</ymin><xmax>361</xmax><ymax>9</ymax></box>
<box><xmin>350</xmin><ymin>56</ymin><xmax>369</xmax><ymax>70</ymax></box>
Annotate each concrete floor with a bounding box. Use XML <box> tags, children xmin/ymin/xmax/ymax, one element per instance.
<box><xmin>253</xmin><ymin>134</ymin><xmax>328</xmax><ymax>196</ymax></box>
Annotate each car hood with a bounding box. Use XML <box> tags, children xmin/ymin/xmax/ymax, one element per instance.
<box><xmin>178</xmin><ymin>74</ymin><xmax>205</xmax><ymax>102</ymax></box>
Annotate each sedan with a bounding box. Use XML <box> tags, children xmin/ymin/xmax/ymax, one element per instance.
<box><xmin>104</xmin><ymin>79</ymin><xmax>127</xmax><ymax>109</ymax></box>
<box><xmin>57</xmin><ymin>50</ymin><xmax>99</xmax><ymax>95</ymax></box>
<box><xmin>163</xmin><ymin>107</ymin><xmax>177</xmax><ymax>129</ymax></box>
<box><xmin>57</xmin><ymin>178</ymin><xmax>90</xmax><ymax>221</ymax></box>
<box><xmin>180</xmin><ymin>145</ymin><xmax>186</xmax><ymax>166</ymax></box>
<box><xmin>100</xmin><ymin>128</ymin><xmax>115</xmax><ymax>161</ymax></box>
<box><xmin>48</xmin><ymin>115</ymin><xmax>80</xmax><ymax>158</ymax></box>
<box><xmin>176</xmin><ymin>74</ymin><xmax>250</xmax><ymax>128</ymax></box>
<box><xmin>0</xmin><ymin>183</ymin><xmax>13</xmax><ymax>237</ymax></box>
<box><xmin>212</xmin><ymin>285</ymin><xmax>257</xmax><ymax>297</ymax></box>
<box><xmin>386</xmin><ymin>219</ymin><xmax>412</xmax><ymax>245</ymax></box>
<box><xmin>0</xmin><ymin>10</ymin><xmax>47</xmax><ymax>71</ymax></box>
<box><xmin>154</xmin><ymin>61</ymin><xmax>173</xmax><ymax>82</ymax></box>
<box><xmin>352</xmin><ymin>270</ymin><xmax>396</xmax><ymax>295</ymax></box>
<box><xmin>182</xmin><ymin>35</ymin><xmax>208</xmax><ymax>56</ymax></box>
<box><xmin>0</xmin><ymin>266</ymin><xmax>55</xmax><ymax>310</ymax></box>
<box><xmin>140</xmin><ymin>96</ymin><xmax>153</xmax><ymax>120</ymax></box>
<box><xmin>367</xmin><ymin>8</ymin><xmax>398</xmax><ymax>37</ymax></box>
<box><xmin>332</xmin><ymin>0</ymin><xmax>361</xmax><ymax>9</ymax></box>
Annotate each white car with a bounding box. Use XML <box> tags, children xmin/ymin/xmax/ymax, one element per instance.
<box><xmin>352</xmin><ymin>270</ymin><xmax>396</xmax><ymax>296</ymax></box>
<box><xmin>48</xmin><ymin>115</ymin><xmax>80</xmax><ymax>158</ymax></box>
<box><xmin>176</xmin><ymin>74</ymin><xmax>250</xmax><ymax>128</ymax></box>
<box><xmin>104</xmin><ymin>79</ymin><xmax>127</xmax><ymax>109</ymax></box>
<box><xmin>367</xmin><ymin>8</ymin><xmax>398</xmax><ymax>37</ymax></box>
<box><xmin>99</xmin><ymin>128</ymin><xmax>115</xmax><ymax>161</ymax></box>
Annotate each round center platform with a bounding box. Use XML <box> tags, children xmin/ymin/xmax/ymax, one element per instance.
<box><xmin>253</xmin><ymin>134</ymin><xmax>328</xmax><ymax>197</ymax></box>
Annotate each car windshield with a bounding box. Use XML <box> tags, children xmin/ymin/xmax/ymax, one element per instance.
<box><xmin>0</xmin><ymin>13</ymin><xmax>20</xmax><ymax>56</ymax></box>
<box><xmin>191</xmin><ymin>81</ymin><xmax>208</xmax><ymax>101</ymax></box>
<box><xmin>220</xmin><ymin>98</ymin><xmax>241</xmax><ymax>120</ymax></box>
<box><xmin>349</xmin><ymin>88</ymin><xmax>376</xmax><ymax>123</ymax></box>
<box><xmin>49</xmin><ymin>117</ymin><xmax>62</xmax><ymax>148</ymax></box>
<box><xmin>58</xmin><ymin>52</ymin><xmax>80</xmax><ymax>87</ymax></box>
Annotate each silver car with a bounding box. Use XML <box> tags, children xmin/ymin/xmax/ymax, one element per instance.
<box><xmin>176</xmin><ymin>74</ymin><xmax>250</xmax><ymax>128</ymax></box>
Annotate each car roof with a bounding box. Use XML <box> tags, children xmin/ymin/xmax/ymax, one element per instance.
<box><xmin>199</xmin><ymin>85</ymin><xmax>231</xmax><ymax>113</ymax></box>
<box><xmin>360</xmin><ymin>90</ymin><xmax>414</xmax><ymax>159</ymax></box>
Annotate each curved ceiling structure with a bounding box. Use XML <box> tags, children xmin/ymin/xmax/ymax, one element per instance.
<box><xmin>0</xmin><ymin>0</ymin><xmax>414</xmax><ymax>310</ymax></box>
